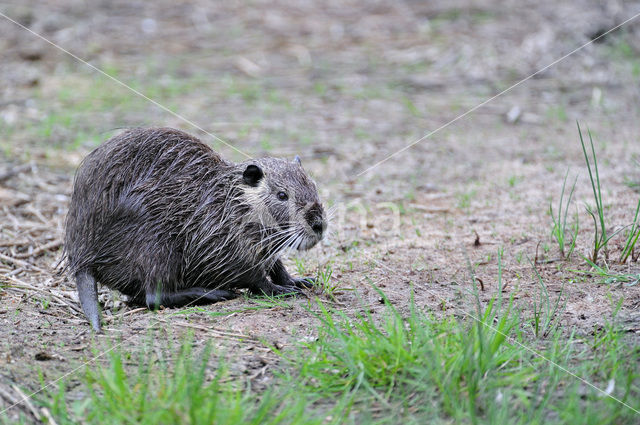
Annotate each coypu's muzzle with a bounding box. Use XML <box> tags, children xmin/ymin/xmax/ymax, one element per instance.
<box><xmin>301</xmin><ymin>202</ymin><xmax>326</xmax><ymax>250</ymax></box>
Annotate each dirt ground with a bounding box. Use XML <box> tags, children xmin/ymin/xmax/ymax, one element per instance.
<box><xmin>2</xmin><ymin>0</ymin><xmax>640</xmax><ymax>420</ymax></box>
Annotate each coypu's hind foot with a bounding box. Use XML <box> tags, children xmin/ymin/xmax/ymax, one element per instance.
<box><xmin>76</xmin><ymin>270</ymin><xmax>102</xmax><ymax>333</ymax></box>
<box><xmin>145</xmin><ymin>287</ymin><xmax>238</xmax><ymax>310</ymax></box>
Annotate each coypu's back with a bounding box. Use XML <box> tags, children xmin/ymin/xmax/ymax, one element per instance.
<box><xmin>64</xmin><ymin>127</ymin><xmax>235</xmax><ymax>300</ymax></box>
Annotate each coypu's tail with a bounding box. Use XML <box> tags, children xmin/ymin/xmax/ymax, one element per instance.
<box><xmin>76</xmin><ymin>270</ymin><xmax>101</xmax><ymax>332</ymax></box>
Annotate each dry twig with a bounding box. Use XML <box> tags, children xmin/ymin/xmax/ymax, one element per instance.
<box><xmin>0</xmin><ymin>163</ymin><xmax>32</xmax><ymax>183</ymax></box>
<box><xmin>14</xmin><ymin>238</ymin><xmax>63</xmax><ymax>259</ymax></box>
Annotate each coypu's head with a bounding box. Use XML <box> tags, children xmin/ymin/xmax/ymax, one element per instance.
<box><xmin>240</xmin><ymin>156</ymin><xmax>326</xmax><ymax>252</ymax></box>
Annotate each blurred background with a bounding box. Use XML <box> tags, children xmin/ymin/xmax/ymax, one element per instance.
<box><xmin>2</xmin><ymin>1</ymin><xmax>639</xmax><ymax>182</ymax></box>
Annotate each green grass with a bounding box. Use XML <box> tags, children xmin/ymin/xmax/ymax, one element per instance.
<box><xmin>549</xmin><ymin>169</ymin><xmax>579</xmax><ymax>259</ymax></box>
<box><xmin>571</xmin><ymin>259</ymin><xmax>640</xmax><ymax>287</ymax></box>
<box><xmin>294</xmin><ymin>258</ymin><xmax>343</xmax><ymax>299</ymax></box>
<box><xmin>579</xmin><ymin>122</ymin><xmax>613</xmax><ymax>263</ymax></box>
<box><xmin>620</xmin><ymin>197</ymin><xmax>640</xmax><ymax>263</ymax></box>
<box><xmin>312</xmin><ymin>261</ymin><xmax>343</xmax><ymax>299</ymax></box>
<box><xmin>40</xmin><ymin>340</ymin><xmax>327</xmax><ymax>425</ymax></box>
<box><xmin>575</xmin><ymin>122</ymin><xmax>640</xmax><ymax>265</ymax></box>
<box><xmin>529</xmin><ymin>259</ymin><xmax>566</xmax><ymax>338</ymax></box>
<box><xmin>507</xmin><ymin>175</ymin><xmax>522</xmax><ymax>187</ymax></box>
<box><xmin>457</xmin><ymin>188</ymin><xmax>477</xmax><ymax>211</ymax></box>
<box><xmin>6</xmin><ymin>284</ymin><xmax>638</xmax><ymax>425</ymax></box>
<box><xmin>546</xmin><ymin>104</ymin><xmax>568</xmax><ymax>123</ymax></box>
<box><xmin>174</xmin><ymin>294</ymin><xmax>294</xmax><ymax>319</ymax></box>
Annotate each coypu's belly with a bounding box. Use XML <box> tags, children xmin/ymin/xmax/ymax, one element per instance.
<box><xmin>90</xmin><ymin>249</ymin><xmax>266</xmax><ymax>296</ymax></box>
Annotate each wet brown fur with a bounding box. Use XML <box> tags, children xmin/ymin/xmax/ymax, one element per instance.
<box><xmin>64</xmin><ymin>127</ymin><xmax>325</xmax><ymax>329</ymax></box>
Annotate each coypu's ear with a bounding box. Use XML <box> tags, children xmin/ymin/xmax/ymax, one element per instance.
<box><xmin>243</xmin><ymin>164</ymin><xmax>263</xmax><ymax>187</ymax></box>
<box><xmin>294</xmin><ymin>155</ymin><xmax>302</xmax><ymax>165</ymax></box>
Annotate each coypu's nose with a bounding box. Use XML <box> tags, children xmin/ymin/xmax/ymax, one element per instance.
<box><xmin>306</xmin><ymin>202</ymin><xmax>326</xmax><ymax>237</ymax></box>
<box><xmin>311</xmin><ymin>220</ymin><xmax>324</xmax><ymax>236</ymax></box>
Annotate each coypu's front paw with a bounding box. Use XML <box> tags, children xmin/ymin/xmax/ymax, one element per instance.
<box><xmin>292</xmin><ymin>277</ymin><xmax>315</xmax><ymax>288</ymax></box>
<box><xmin>251</xmin><ymin>281</ymin><xmax>305</xmax><ymax>297</ymax></box>
<box><xmin>270</xmin><ymin>283</ymin><xmax>305</xmax><ymax>296</ymax></box>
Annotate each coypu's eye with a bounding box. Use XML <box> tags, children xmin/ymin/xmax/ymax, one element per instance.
<box><xmin>277</xmin><ymin>191</ymin><xmax>288</xmax><ymax>201</ymax></box>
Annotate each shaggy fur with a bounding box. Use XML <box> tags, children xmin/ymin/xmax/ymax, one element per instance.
<box><xmin>64</xmin><ymin>127</ymin><xmax>326</xmax><ymax>331</ymax></box>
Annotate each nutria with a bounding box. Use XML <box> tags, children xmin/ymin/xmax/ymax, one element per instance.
<box><xmin>64</xmin><ymin>127</ymin><xmax>326</xmax><ymax>332</ymax></box>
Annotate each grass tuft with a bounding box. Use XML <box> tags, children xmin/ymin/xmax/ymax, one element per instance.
<box><xmin>619</xmin><ymin>197</ymin><xmax>640</xmax><ymax>263</ymax></box>
<box><xmin>313</xmin><ymin>262</ymin><xmax>343</xmax><ymax>299</ymax></box>
<box><xmin>572</xmin><ymin>259</ymin><xmax>640</xmax><ymax>287</ymax></box>
<box><xmin>578</xmin><ymin>122</ymin><xmax>610</xmax><ymax>263</ymax></box>
<box><xmin>550</xmin><ymin>169</ymin><xmax>579</xmax><ymax>259</ymax></box>
<box><xmin>39</xmin><ymin>338</ymin><xmax>325</xmax><ymax>425</ymax></box>
<box><xmin>529</xmin><ymin>259</ymin><xmax>566</xmax><ymax>338</ymax></box>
